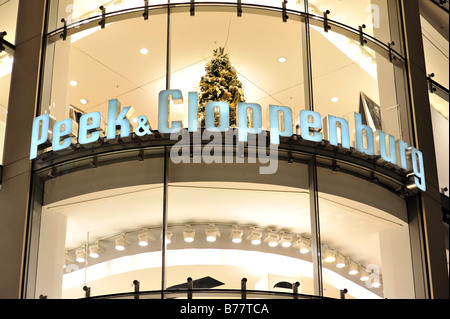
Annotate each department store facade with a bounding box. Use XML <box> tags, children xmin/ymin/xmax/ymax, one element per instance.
<box><xmin>0</xmin><ymin>0</ymin><xmax>448</xmax><ymax>299</ymax></box>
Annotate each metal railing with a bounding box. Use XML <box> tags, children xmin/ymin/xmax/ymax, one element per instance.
<box><xmin>72</xmin><ymin>278</ymin><xmax>331</xmax><ymax>300</ymax></box>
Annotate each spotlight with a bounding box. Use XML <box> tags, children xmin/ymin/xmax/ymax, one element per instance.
<box><xmin>278</xmin><ymin>57</ymin><xmax>287</xmax><ymax>63</ymax></box>
<box><xmin>371</xmin><ymin>275</ymin><xmax>382</xmax><ymax>288</ymax></box>
<box><xmin>89</xmin><ymin>242</ymin><xmax>104</xmax><ymax>258</ymax></box>
<box><xmin>335</xmin><ymin>254</ymin><xmax>347</xmax><ymax>268</ymax></box>
<box><xmin>348</xmin><ymin>261</ymin><xmax>359</xmax><ymax>275</ymax></box>
<box><xmin>115</xmin><ymin>233</ymin><xmax>127</xmax><ymax>251</ymax></box>
<box><xmin>138</xmin><ymin>229</ymin><xmax>155</xmax><ymax>247</ymax></box>
<box><xmin>360</xmin><ymin>269</ymin><xmax>370</xmax><ymax>281</ymax></box>
<box><xmin>265</xmin><ymin>230</ymin><xmax>279</xmax><ymax>247</ymax></box>
<box><xmin>297</xmin><ymin>237</ymin><xmax>310</xmax><ymax>254</ymax></box>
<box><xmin>247</xmin><ymin>228</ymin><xmax>262</xmax><ymax>245</ymax></box>
<box><xmin>140</xmin><ymin>48</ymin><xmax>149</xmax><ymax>55</ymax></box>
<box><xmin>80</xmin><ymin>98</ymin><xmax>88</xmax><ymax>105</ymax></box>
<box><xmin>183</xmin><ymin>225</ymin><xmax>195</xmax><ymax>243</ymax></box>
<box><xmin>324</xmin><ymin>248</ymin><xmax>336</xmax><ymax>263</ymax></box>
<box><xmin>205</xmin><ymin>224</ymin><xmax>221</xmax><ymax>242</ymax></box>
<box><xmin>280</xmin><ymin>232</ymin><xmax>292</xmax><ymax>248</ymax></box>
<box><xmin>161</xmin><ymin>230</ymin><xmax>173</xmax><ymax>244</ymax></box>
<box><xmin>230</xmin><ymin>226</ymin><xmax>243</xmax><ymax>244</ymax></box>
<box><xmin>166</xmin><ymin>230</ymin><xmax>173</xmax><ymax>244</ymax></box>
<box><xmin>76</xmin><ymin>248</ymin><xmax>86</xmax><ymax>263</ymax></box>
<box><xmin>69</xmin><ymin>80</ymin><xmax>78</xmax><ymax>87</ymax></box>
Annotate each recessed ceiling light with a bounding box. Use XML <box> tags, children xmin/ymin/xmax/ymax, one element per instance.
<box><xmin>278</xmin><ymin>57</ymin><xmax>287</xmax><ymax>63</ymax></box>
<box><xmin>69</xmin><ymin>80</ymin><xmax>78</xmax><ymax>87</ymax></box>
<box><xmin>80</xmin><ymin>99</ymin><xmax>88</xmax><ymax>105</ymax></box>
<box><xmin>140</xmin><ymin>48</ymin><xmax>149</xmax><ymax>55</ymax></box>
<box><xmin>331</xmin><ymin>97</ymin><xmax>339</xmax><ymax>103</ymax></box>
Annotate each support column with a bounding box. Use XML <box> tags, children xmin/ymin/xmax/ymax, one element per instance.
<box><xmin>0</xmin><ymin>0</ymin><xmax>47</xmax><ymax>299</ymax></box>
<box><xmin>400</xmin><ymin>0</ymin><xmax>449</xmax><ymax>299</ymax></box>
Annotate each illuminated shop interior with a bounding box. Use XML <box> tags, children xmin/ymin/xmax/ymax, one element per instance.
<box><xmin>1</xmin><ymin>0</ymin><xmax>447</xmax><ymax>299</ymax></box>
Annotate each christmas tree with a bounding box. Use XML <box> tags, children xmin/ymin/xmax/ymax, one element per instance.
<box><xmin>198</xmin><ymin>47</ymin><xmax>246</xmax><ymax>128</ymax></box>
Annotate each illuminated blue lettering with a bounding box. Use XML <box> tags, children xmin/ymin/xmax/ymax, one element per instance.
<box><xmin>323</xmin><ymin>115</ymin><xmax>350</xmax><ymax>149</ymax></box>
<box><xmin>52</xmin><ymin>118</ymin><xmax>76</xmax><ymax>152</ymax></box>
<box><xmin>79</xmin><ymin>112</ymin><xmax>103</xmax><ymax>145</ymax></box>
<box><xmin>238</xmin><ymin>103</ymin><xmax>262</xmax><ymax>142</ymax></box>
<box><xmin>269</xmin><ymin>105</ymin><xmax>293</xmax><ymax>145</ymax></box>
<box><xmin>205</xmin><ymin>101</ymin><xmax>230</xmax><ymax>132</ymax></box>
<box><xmin>30</xmin><ymin>114</ymin><xmax>50</xmax><ymax>160</ymax></box>
<box><xmin>353</xmin><ymin>112</ymin><xmax>375</xmax><ymax>155</ymax></box>
<box><xmin>411</xmin><ymin>147</ymin><xmax>426</xmax><ymax>191</ymax></box>
<box><xmin>300</xmin><ymin>110</ymin><xmax>322</xmax><ymax>143</ymax></box>
<box><xmin>158</xmin><ymin>90</ymin><xmax>183</xmax><ymax>134</ymax></box>
<box><xmin>107</xmin><ymin>99</ymin><xmax>132</xmax><ymax>140</ymax></box>
<box><xmin>374</xmin><ymin>130</ymin><xmax>397</xmax><ymax>165</ymax></box>
<box><xmin>188</xmin><ymin>92</ymin><xmax>199</xmax><ymax>133</ymax></box>
<box><xmin>396</xmin><ymin>140</ymin><xmax>410</xmax><ymax>171</ymax></box>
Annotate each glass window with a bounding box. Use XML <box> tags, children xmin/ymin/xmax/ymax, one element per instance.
<box><xmin>317</xmin><ymin>162</ymin><xmax>415</xmax><ymax>299</ymax></box>
<box><xmin>309</xmin><ymin>12</ymin><xmax>408</xmax><ymax>143</ymax></box>
<box><xmin>420</xmin><ymin>16</ymin><xmax>449</xmax><ymax>91</ymax></box>
<box><xmin>31</xmin><ymin>148</ymin><xmax>165</xmax><ymax>299</ymax></box>
<box><xmin>167</xmin><ymin>149</ymin><xmax>315</xmax><ymax>297</ymax></box>
<box><xmin>41</xmin><ymin>5</ymin><xmax>168</xmax><ymax>130</ymax></box>
<box><xmin>31</xmin><ymin>0</ymin><xmax>418</xmax><ymax>299</ymax></box>
<box><xmin>308</xmin><ymin>0</ymin><xmax>393</xmax><ymax>45</ymax></box>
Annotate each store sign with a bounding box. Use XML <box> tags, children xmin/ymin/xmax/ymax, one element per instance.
<box><xmin>30</xmin><ymin>89</ymin><xmax>426</xmax><ymax>191</ymax></box>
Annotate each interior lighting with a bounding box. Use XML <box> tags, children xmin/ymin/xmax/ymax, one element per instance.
<box><xmin>80</xmin><ymin>98</ymin><xmax>88</xmax><ymax>105</ymax></box>
<box><xmin>166</xmin><ymin>230</ymin><xmax>173</xmax><ymax>244</ymax></box>
<box><xmin>348</xmin><ymin>261</ymin><xmax>359</xmax><ymax>275</ymax></box>
<box><xmin>183</xmin><ymin>225</ymin><xmax>195</xmax><ymax>243</ymax></box>
<box><xmin>360</xmin><ymin>269</ymin><xmax>370</xmax><ymax>282</ymax></box>
<box><xmin>205</xmin><ymin>224</ymin><xmax>220</xmax><ymax>242</ymax></box>
<box><xmin>335</xmin><ymin>254</ymin><xmax>347</xmax><ymax>268</ymax></box>
<box><xmin>324</xmin><ymin>248</ymin><xmax>336</xmax><ymax>263</ymax></box>
<box><xmin>140</xmin><ymin>48</ymin><xmax>149</xmax><ymax>55</ymax></box>
<box><xmin>278</xmin><ymin>57</ymin><xmax>287</xmax><ymax>63</ymax></box>
<box><xmin>280</xmin><ymin>232</ymin><xmax>292</xmax><ymax>248</ymax></box>
<box><xmin>371</xmin><ymin>275</ymin><xmax>382</xmax><ymax>288</ymax></box>
<box><xmin>0</xmin><ymin>54</ymin><xmax>13</xmax><ymax>78</ymax></box>
<box><xmin>331</xmin><ymin>97</ymin><xmax>339</xmax><ymax>103</ymax></box>
<box><xmin>247</xmin><ymin>228</ymin><xmax>262</xmax><ymax>245</ymax></box>
<box><xmin>138</xmin><ymin>229</ymin><xmax>155</xmax><ymax>247</ymax></box>
<box><xmin>298</xmin><ymin>238</ymin><xmax>310</xmax><ymax>254</ymax></box>
<box><xmin>76</xmin><ymin>248</ymin><xmax>86</xmax><ymax>263</ymax></box>
<box><xmin>115</xmin><ymin>233</ymin><xmax>127</xmax><ymax>251</ymax></box>
<box><xmin>69</xmin><ymin>80</ymin><xmax>78</xmax><ymax>87</ymax></box>
<box><xmin>230</xmin><ymin>226</ymin><xmax>243</xmax><ymax>244</ymax></box>
<box><xmin>265</xmin><ymin>230</ymin><xmax>279</xmax><ymax>247</ymax></box>
<box><xmin>89</xmin><ymin>242</ymin><xmax>104</xmax><ymax>258</ymax></box>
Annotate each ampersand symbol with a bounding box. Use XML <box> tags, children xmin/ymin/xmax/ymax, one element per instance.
<box><xmin>135</xmin><ymin>116</ymin><xmax>152</xmax><ymax>137</ymax></box>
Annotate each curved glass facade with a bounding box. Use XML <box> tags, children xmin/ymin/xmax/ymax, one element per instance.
<box><xmin>25</xmin><ymin>0</ymin><xmax>421</xmax><ymax>299</ymax></box>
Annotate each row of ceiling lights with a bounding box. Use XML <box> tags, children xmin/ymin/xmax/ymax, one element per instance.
<box><xmin>69</xmin><ymin>223</ymin><xmax>381</xmax><ymax>288</ymax></box>
<box><xmin>66</xmin><ymin>48</ymin><xmax>340</xmax><ymax>107</ymax></box>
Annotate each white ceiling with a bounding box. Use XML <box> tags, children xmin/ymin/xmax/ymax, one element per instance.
<box><xmin>45</xmin><ymin>180</ymin><xmax>404</xmax><ymax>272</ymax></box>
<box><xmin>62</xmin><ymin>6</ymin><xmax>382</xmax><ymax>130</ymax></box>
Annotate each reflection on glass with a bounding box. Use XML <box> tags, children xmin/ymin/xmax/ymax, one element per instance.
<box><xmin>310</xmin><ymin>20</ymin><xmax>403</xmax><ymax>141</ymax></box>
<box><xmin>41</xmin><ymin>11</ymin><xmax>167</xmax><ymax>132</ymax></box>
<box><xmin>308</xmin><ymin>0</ymin><xmax>392</xmax><ymax>45</ymax></box>
<box><xmin>167</xmin><ymin>147</ymin><xmax>314</xmax><ymax>296</ymax></box>
<box><xmin>33</xmin><ymin>149</ymin><xmax>165</xmax><ymax>298</ymax></box>
<box><xmin>170</xmin><ymin>8</ymin><xmax>307</xmax><ymax>130</ymax></box>
<box><xmin>317</xmin><ymin>165</ymin><xmax>415</xmax><ymax>299</ymax></box>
